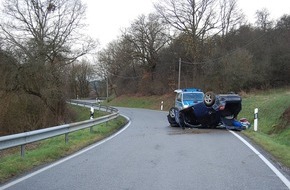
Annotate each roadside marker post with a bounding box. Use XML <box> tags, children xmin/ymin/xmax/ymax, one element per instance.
<box><xmin>90</xmin><ymin>107</ymin><xmax>94</xmax><ymax>120</ymax></box>
<box><xmin>90</xmin><ymin>107</ymin><xmax>95</xmax><ymax>132</ymax></box>
<box><xmin>254</xmin><ymin>108</ymin><xmax>258</xmax><ymax>131</ymax></box>
<box><xmin>161</xmin><ymin>101</ymin><xmax>164</xmax><ymax>111</ymax></box>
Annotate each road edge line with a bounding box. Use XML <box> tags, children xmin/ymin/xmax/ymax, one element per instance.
<box><xmin>0</xmin><ymin>115</ymin><xmax>131</xmax><ymax>190</ymax></box>
<box><xmin>229</xmin><ymin>130</ymin><xmax>290</xmax><ymax>189</ymax></box>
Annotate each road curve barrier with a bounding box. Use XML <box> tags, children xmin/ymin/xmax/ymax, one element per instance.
<box><xmin>0</xmin><ymin>100</ymin><xmax>119</xmax><ymax>157</ymax></box>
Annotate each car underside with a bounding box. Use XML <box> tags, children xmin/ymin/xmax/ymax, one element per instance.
<box><xmin>168</xmin><ymin>92</ymin><xmax>250</xmax><ymax>130</ymax></box>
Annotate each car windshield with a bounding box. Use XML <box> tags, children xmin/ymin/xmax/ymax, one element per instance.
<box><xmin>183</xmin><ymin>93</ymin><xmax>203</xmax><ymax>101</ymax></box>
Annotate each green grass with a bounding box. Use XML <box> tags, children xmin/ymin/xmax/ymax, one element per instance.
<box><xmin>106</xmin><ymin>96</ymin><xmax>158</xmax><ymax>108</ymax></box>
<box><xmin>0</xmin><ymin>106</ymin><xmax>127</xmax><ymax>184</ymax></box>
<box><xmin>240</xmin><ymin>89</ymin><xmax>290</xmax><ymax>134</ymax></box>
<box><xmin>240</xmin><ymin>89</ymin><xmax>290</xmax><ymax>167</ymax></box>
<box><xmin>105</xmin><ymin>94</ymin><xmax>175</xmax><ymax>111</ymax></box>
<box><xmin>242</xmin><ymin>130</ymin><xmax>290</xmax><ymax>166</ymax></box>
<box><xmin>68</xmin><ymin>104</ymin><xmax>107</xmax><ymax>121</ymax></box>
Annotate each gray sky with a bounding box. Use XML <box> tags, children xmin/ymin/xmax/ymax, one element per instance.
<box><xmin>83</xmin><ymin>0</ymin><xmax>290</xmax><ymax>47</ymax></box>
<box><xmin>1</xmin><ymin>0</ymin><xmax>287</xmax><ymax>47</ymax></box>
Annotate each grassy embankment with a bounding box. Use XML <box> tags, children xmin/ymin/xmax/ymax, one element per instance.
<box><xmin>239</xmin><ymin>89</ymin><xmax>290</xmax><ymax>168</ymax></box>
<box><xmin>105</xmin><ymin>94</ymin><xmax>175</xmax><ymax>111</ymax></box>
<box><xmin>106</xmin><ymin>88</ymin><xmax>290</xmax><ymax>168</ymax></box>
<box><xmin>0</xmin><ymin>104</ymin><xmax>127</xmax><ymax>184</ymax></box>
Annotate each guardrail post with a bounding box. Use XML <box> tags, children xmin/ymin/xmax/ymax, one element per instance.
<box><xmin>90</xmin><ymin>126</ymin><xmax>93</xmax><ymax>133</ymax></box>
<box><xmin>65</xmin><ymin>133</ymin><xmax>69</xmax><ymax>144</ymax></box>
<box><xmin>21</xmin><ymin>144</ymin><xmax>25</xmax><ymax>158</ymax></box>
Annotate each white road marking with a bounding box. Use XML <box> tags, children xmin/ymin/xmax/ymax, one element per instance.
<box><xmin>229</xmin><ymin>130</ymin><xmax>290</xmax><ymax>189</ymax></box>
<box><xmin>0</xmin><ymin>115</ymin><xmax>131</xmax><ymax>190</ymax></box>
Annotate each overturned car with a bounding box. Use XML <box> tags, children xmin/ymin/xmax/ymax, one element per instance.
<box><xmin>167</xmin><ymin>88</ymin><xmax>250</xmax><ymax>130</ymax></box>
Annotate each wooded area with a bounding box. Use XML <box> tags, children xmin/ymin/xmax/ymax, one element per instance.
<box><xmin>0</xmin><ymin>0</ymin><xmax>96</xmax><ymax>134</ymax></box>
<box><xmin>0</xmin><ymin>0</ymin><xmax>289</xmax><ymax>134</ymax></box>
<box><xmin>97</xmin><ymin>0</ymin><xmax>289</xmax><ymax>96</ymax></box>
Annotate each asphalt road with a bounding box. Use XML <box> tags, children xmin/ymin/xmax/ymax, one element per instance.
<box><xmin>1</xmin><ymin>107</ymin><xmax>290</xmax><ymax>190</ymax></box>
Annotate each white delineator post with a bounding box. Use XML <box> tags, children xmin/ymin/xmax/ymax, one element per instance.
<box><xmin>254</xmin><ymin>108</ymin><xmax>258</xmax><ymax>131</ymax></box>
<box><xmin>90</xmin><ymin>107</ymin><xmax>94</xmax><ymax>119</ymax></box>
<box><xmin>161</xmin><ymin>101</ymin><xmax>164</xmax><ymax>111</ymax></box>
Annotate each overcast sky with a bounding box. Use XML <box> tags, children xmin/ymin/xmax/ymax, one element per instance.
<box><xmin>83</xmin><ymin>0</ymin><xmax>290</xmax><ymax>48</ymax></box>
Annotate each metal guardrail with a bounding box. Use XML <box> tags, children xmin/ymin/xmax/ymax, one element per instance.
<box><xmin>0</xmin><ymin>100</ymin><xmax>119</xmax><ymax>157</ymax></box>
<box><xmin>69</xmin><ymin>99</ymin><xmax>118</xmax><ymax>113</ymax></box>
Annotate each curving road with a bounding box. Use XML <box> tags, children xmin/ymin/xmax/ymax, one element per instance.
<box><xmin>1</xmin><ymin>107</ymin><xmax>290</xmax><ymax>190</ymax></box>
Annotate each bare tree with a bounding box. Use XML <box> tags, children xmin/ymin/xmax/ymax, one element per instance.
<box><xmin>0</xmin><ymin>0</ymin><xmax>96</xmax><ymax>65</ymax></box>
<box><xmin>67</xmin><ymin>60</ymin><xmax>94</xmax><ymax>98</ymax></box>
<box><xmin>97</xmin><ymin>39</ymin><xmax>141</xmax><ymax>95</ymax></box>
<box><xmin>219</xmin><ymin>0</ymin><xmax>245</xmax><ymax>38</ymax></box>
<box><xmin>255</xmin><ymin>8</ymin><xmax>273</xmax><ymax>31</ymax></box>
<box><xmin>154</xmin><ymin>0</ymin><xmax>220</xmax><ymax>60</ymax></box>
<box><xmin>154</xmin><ymin>0</ymin><xmax>244</xmax><ymax>61</ymax></box>
<box><xmin>0</xmin><ymin>0</ymin><xmax>96</xmax><ymax>125</ymax></box>
<box><xmin>123</xmin><ymin>13</ymin><xmax>169</xmax><ymax>78</ymax></box>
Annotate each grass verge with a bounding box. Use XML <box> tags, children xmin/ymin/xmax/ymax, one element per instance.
<box><xmin>239</xmin><ymin>89</ymin><xmax>290</xmax><ymax>168</ymax></box>
<box><xmin>0</xmin><ymin>105</ymin><xmax>127</xmax><ymax>184</ymax></box>
<box><xmin>68</xmin><ymin>104</ymin><xmax>107</xmax><ymax>121</ymax></box>
<box><xmin>104</xmin><ymin>94</ymin><xmax>175</xmax><ymax>111</ymax></box>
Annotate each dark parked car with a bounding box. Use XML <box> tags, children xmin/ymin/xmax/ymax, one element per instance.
<box><xmin>167</xmin><ymin>89</ymin><xmax>250</xmax><ymax>130</ymax></box>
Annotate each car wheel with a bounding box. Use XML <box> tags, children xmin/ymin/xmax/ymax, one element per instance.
<box><xmin>168</xmin><ymin>107</ymin><xmax>178</xmax><ymax>127</ymax></box>
<box><xmin>169</xmin><ymin>107</ymin><xmax>176</xmax><ymax>118</ymax></box>
<box><xmin>204</xmin><ymin>92</ymin><xmax>216</xmax><ymax>107</ymax></box>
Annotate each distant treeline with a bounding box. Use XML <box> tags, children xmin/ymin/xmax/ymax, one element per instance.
<box><xmin>96</xmin><ymin>1</ymin><xmax>290</xmax><ymax>95</ymax></box>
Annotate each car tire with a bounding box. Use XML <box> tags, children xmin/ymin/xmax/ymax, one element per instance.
<box><xmin>168</xmin><ymin>107</ymin><xmax>178</xmax><ymax>127</ymax></box>
<box><xmin>204</xmin><ymin>92</ymin><xmax>216</xmax><ymax>107</ymax></box>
